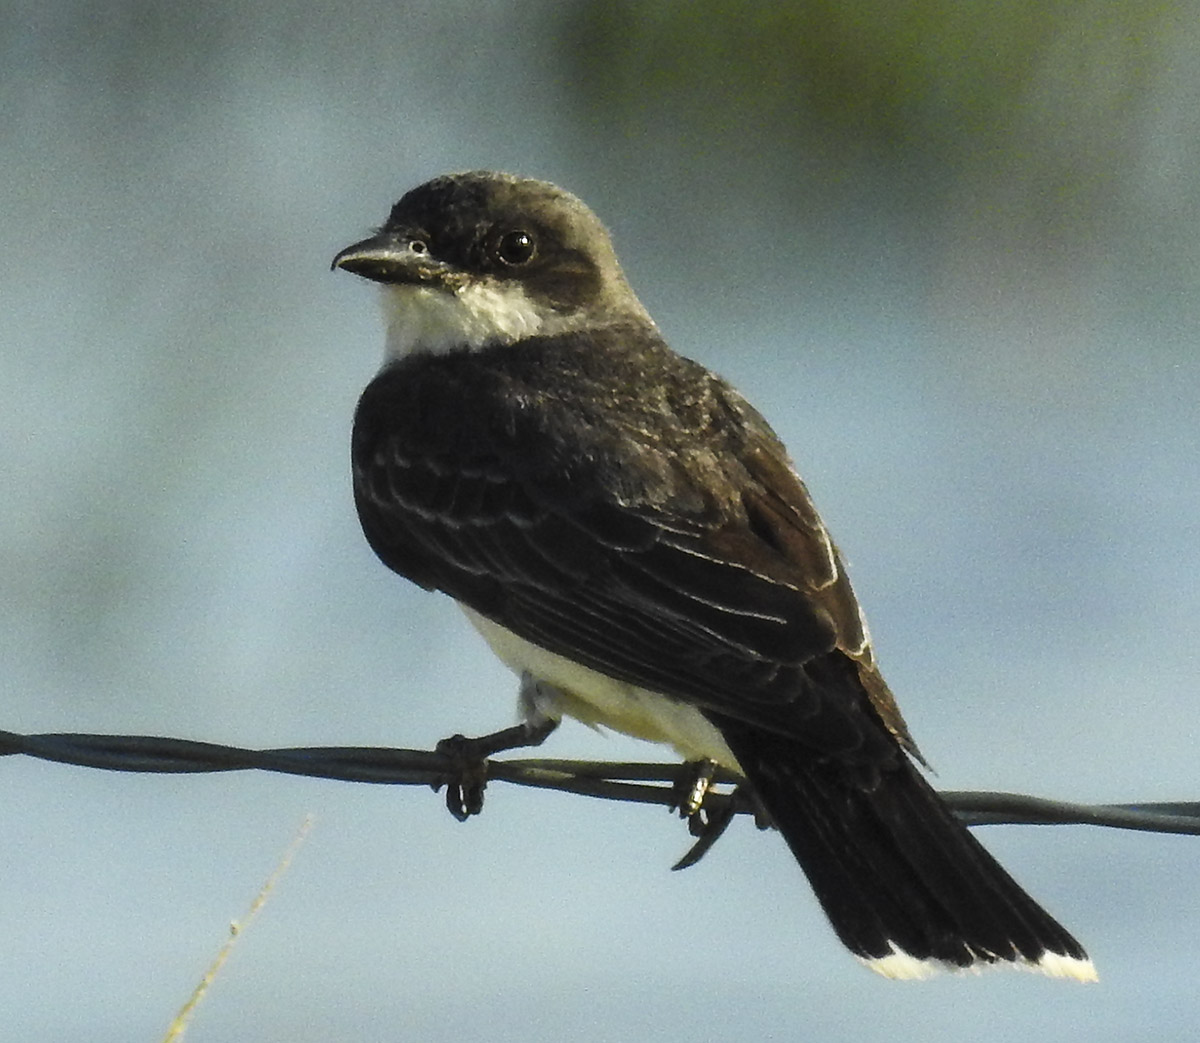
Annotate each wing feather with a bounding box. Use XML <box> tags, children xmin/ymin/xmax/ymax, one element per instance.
<box><xmin>353</xmin><ymin>337</ymin><xmax>918</xmax><ymax>758</ymax></box>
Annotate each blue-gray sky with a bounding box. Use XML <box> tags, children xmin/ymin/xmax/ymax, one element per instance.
<box><xmin>3</xmin><ymin>3</ymin><xmax>1199</xmax><ymax>1040</ymax></box>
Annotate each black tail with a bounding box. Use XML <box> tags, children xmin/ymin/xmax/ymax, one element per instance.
<box><xmin>715</xmin><ymin>720</ymin><xmax>1094</xmax><ymax>980</ymax></box>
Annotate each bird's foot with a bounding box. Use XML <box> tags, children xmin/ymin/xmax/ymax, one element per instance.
<box><xmin>671</xmin><ymin>769</ymin><xmax>767</xmax><ymax>870</ymax></box>
<box><xmin>434</xmin><ymin>717</ymin><xmax>558</xmax><ymax>821</ymax></box>
<box><xmin>667</xmin><ymin>759</ymin><xmax>728</xmax><ymax>870</ymax></box>
<box><xmin>672</xmin><ymin>802</ymin><xmax>736</xmax><ymax>871</ymax></box>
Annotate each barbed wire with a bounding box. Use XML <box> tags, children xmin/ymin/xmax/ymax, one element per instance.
<box><xmin>4</xmin><ymin>726</ymin><xmax>1199</xmax><ymax>839</ymax></box>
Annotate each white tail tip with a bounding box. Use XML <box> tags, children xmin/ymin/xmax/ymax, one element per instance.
<box><xmin>861</xmin><ymin>943</ymin><xmax>1098</xmax><ymax>982</ymax></box>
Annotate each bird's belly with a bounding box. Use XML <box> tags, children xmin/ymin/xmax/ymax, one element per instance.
<box><xmin>460</xmin><ymin>605</ymin><xmax>740</xmax><ymax>769</ymax></box>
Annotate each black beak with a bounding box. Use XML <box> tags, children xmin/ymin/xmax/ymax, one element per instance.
<box><xmin>331</xmin><ymin>232</ymin><xmax>446</xmax><ymax>285</ymax></box>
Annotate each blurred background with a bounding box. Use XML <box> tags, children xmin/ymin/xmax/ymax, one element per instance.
<box><xmin>3</xmin><ymin>1</ymin><xmax>1198</xmax><ymax>1039</ymax></box>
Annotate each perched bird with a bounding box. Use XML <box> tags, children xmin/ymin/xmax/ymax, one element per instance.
<box><xmin>333</xmin><ymin>170</ymin><xmax>1095</xmax><ymax>981</ymax></box>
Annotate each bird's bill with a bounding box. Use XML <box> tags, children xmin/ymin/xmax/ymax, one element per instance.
<box><xmin>331</xmin><ymin>232</ymin><xmax>449</xmax><ymax>286</ymax></box>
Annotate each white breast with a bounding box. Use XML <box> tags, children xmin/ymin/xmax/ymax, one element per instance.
<box><xmin>461</xmin><ymin>605</ymin><xmax>741</xmax><ymax>770</ymax></box>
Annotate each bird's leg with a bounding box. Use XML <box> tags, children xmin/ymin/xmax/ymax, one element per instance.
<box><xmin>672</xmin><ymin>758</ymin><xmax>719</xmax><ymax>819</ymax></box>
<box><xmin>666</xmin><ymin>758</ymin><xmax>725</xmax><ymax>870</ymax></box>
<box><xmin>435</xmin><ymin>676</ymin><xmax>561</xmax><ymax>822</ymax></box>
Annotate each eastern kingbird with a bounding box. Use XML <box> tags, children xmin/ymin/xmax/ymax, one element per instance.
<box><xmin>333</xmin><ymin>171</ymin><xmax>1095</xmax><ymax>981</ymax></box>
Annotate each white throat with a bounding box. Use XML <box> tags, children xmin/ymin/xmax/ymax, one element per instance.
<box><xmin>381</xmin><ymin>281</ymin><xmax>551</xmax><ymax>360</ymax></box>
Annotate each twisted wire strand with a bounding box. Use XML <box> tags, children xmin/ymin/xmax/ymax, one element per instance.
<box><xmin>3</xmin><ymin>728</ymin><xmax>1198</xmax><ymax>835</ymax></box>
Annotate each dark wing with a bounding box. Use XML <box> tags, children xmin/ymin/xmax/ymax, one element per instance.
<box><xmin>353</xmin><ymin>340</ymin><xmax>918</xmax><ymax>762</ymax></box>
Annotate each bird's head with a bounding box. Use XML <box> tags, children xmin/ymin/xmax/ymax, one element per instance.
<box><xmin>333</xmin><ymin>170</ymin><xmax>651</xmax><ymax>359</ymax></box>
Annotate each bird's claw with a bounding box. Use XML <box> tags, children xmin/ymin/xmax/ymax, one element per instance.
<box><xmin>672</xmin><ymin>794</ymin><xmax>738</xmax><ymax>870</ymax></box>
<box><xmin>434</xmin><ymin>718</ymin><xmax>559</xmax><ymax>821</ymax></box>
<box><xmin>434</xmin><ymin>733</ymin><xmax>489</xmax><ymax>821</ymax></box>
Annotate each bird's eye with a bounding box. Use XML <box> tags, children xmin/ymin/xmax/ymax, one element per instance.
<box><xmin>496</xmin><ymin>230</ymin><xmax>536</xmax><ymax>266</ymax></box>
<box><xmin>409</xmin><ymin>239</ymin><xmax>428</xmax><ymax>254</ymax></box>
